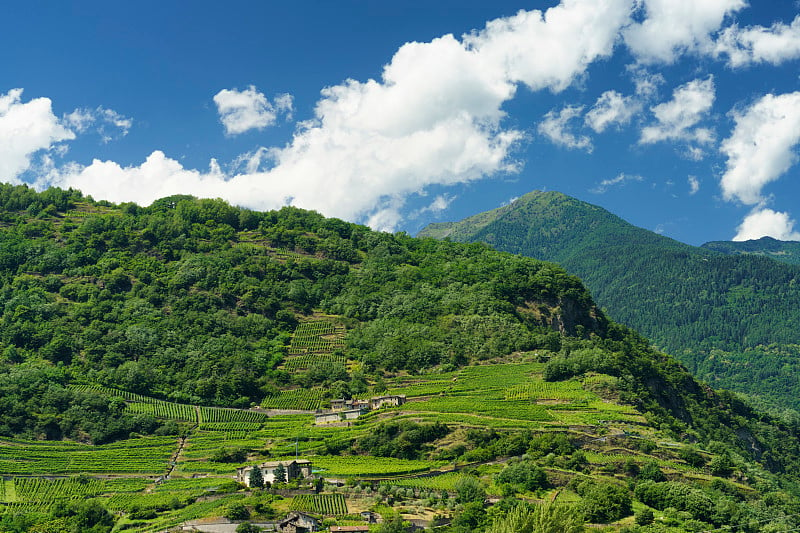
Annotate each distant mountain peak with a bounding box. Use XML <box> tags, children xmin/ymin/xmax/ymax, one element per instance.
<box><xmin>702</xmin><ymin>236</ymin><xmax>800</xmax><ymax>265</ymax></box>
<box><xmin>420</xmin><ymin>189</ymin><xmax>800</xmax><ymax>414</ymax></box>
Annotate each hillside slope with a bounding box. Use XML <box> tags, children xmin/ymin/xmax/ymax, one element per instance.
<box><xmin>419</xmin><ymin>190</ymin><xmax>800</xmax><ymax>414</ymax></box>
<box><xmin>2</xmin><ymin>185</ymin><xmax>800</xmax><ymax>531</ymax></box>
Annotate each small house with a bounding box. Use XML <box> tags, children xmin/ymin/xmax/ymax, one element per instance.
<box><xmin>330</xmin><ymin>398</ymin><xmax>370</xmax><ymax>411</ymax></box>
<box><xmin>315</xmin><ymin>407</ymin><xmax>367</xmax><ymax>425</ymax></box>
<box><xmin>236</xmin><ymin>459</ymin><xmax>313</xmax><ymax>486</ymax></box>
<box><xmin>330</xmin><ymin>398</ymin><xmax>348</xmax><ymax>411</ymax></box>
<box><xmin>314</xmin><ymin>412</ymin><xmax>342</xmax><ymax>424</ymax></box>
<box><xmin>369</xmin><ymin>395</ymin><xmax>406</xmax><ymax>410</ymax></box>
<box><xmin>278</xmin><ymin>511</ymin><xmax>319</xmax><ymax>533</ymax></box>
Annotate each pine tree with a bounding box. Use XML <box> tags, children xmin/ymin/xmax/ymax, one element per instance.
<box><xmin>248</xmin><ymin>466</ymin><xmax>264</xmax><ymax>488</ymax></box>
<box><xmin>273</xmin><ymin>462</ymin><xmax>287</xmax><ymax>483</ymax></box>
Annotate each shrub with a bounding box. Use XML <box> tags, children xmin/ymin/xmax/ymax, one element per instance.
<box><xmin>496</xmin><ymin>460</ymin><xmax>549</xmax><ymax>492</ymax></box>
<box><xmin>578</xmin><ymin>481</ymin><xmax>632</xmax><ymax>523</ymax></box>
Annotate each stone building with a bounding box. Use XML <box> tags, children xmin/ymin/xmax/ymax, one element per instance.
<box><xmin>236</xmin><ymin>459</ymin><xmax>312</xmax><ymax>486</ymax></box>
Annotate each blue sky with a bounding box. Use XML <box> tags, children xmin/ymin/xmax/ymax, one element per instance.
<box><xmin>2</xmin><ymin>1</ymin><xmax>800</xmax><ymax>245</ymax></box>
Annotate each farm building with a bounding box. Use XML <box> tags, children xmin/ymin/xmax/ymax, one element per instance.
<box><xmin>369</xmin><ymin>395</ymin><xmax>406</xmax><ymax>409</ymax></box>
<box><xmin>317</xmin><ymin>395</ymin><xmax>406</xmax><ymax>425</ymax></box>
<box><xmin>278</xmin><ymin>511</ymin><xmax>320</xmax><ymax>532</ymax></box>
<box><xmin>330</xmin><ymin>395</ymin><xmax>406</xmax><ymax>411</ymax></box>
<box><xmin>330</xmin><ymin>398</ymin><xmax>369</xmax><ymax>411</ymax></box>
<box><xmin>314</xmin><ymin>407</ymin><xmax>367</xmax><ymax>424</ymax></box>
<box><xmin>236</xmin><ymin>459</ymin><xmax>312</xmax><ymax>486</ymax></box>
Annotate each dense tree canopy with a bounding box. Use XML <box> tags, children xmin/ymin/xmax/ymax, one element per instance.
<box><xmin>0</xmin><ymin>185</ymin><xmax>600</xmax><ymax>441</ymax></box>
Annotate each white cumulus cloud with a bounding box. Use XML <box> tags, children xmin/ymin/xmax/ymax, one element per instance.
<box><xmin>630</xmin><ymin>68</ymin><xmax>665</xmax><ymax>98</ymax></box>
<box><xmin>50</xmin><ymin>0</ymin><xmax>636</xmax><ymax>230</ymax></box>
<box><xmin>0</xmin><ymin>89</ymin><xmax>74</xmax><ymax>183</ymax></box>
<box><xmin>639</xmin><ymin>77</ymin><xmax>716</xmax><ymax>149</ymax></box>
<box><xmin>214</xmin><ymin>86</ymin><xmax>293</xmax><ymax>135</ymax></box>
<box><xmin>734</xmin><ymin>208</ymin><xmax>800</xmax><ymax>241</ymax></box>
<box><xmin>719</xmin><ymin>92</ymin><xmax>800</xmax><ymax>205</ymax></box>
<box><xmin>539</xmin><ymin>105</ymin><xmax>592</xmax><ymax>151</ymax></box>
<box><xmin>64</xmin><ymin>106</ymin><xmax>132</xmax><ymax>143</ymax></box>
<box><xmin>623</xmin><ymin>0</ymin><xmax>747</xmax><ymax>64</ymax></box>
<box><xmin>590</xmin><ymin>173</ymin><xmax>643</xmax><ymax>194</ymax></box>
<box><xmin>713</xmin><ymin>16</ymin><xmax>800</xmax><ymax>67</ymax></box>
<box><xmin>463</xmin><ymin>0</ymin><xmax>633</xmax><ymax>92</ymax></box>
<box><xmin>585</xmin><ymin>90</ymin><xmax>640</xmax><ymax>133</ymax></box>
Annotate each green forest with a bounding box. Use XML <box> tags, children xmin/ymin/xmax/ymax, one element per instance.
<box><xmin>0</xmin><ymin>184</ymin><xmax>603</xmax><ymax>441</ymax></box>
<box><xmin>420</xmin><ymin>190</ymin><xmax>800</xmax><ymax>415</ymax></box>
<box><xmin>702</xmin><ymin>236</ymin><xmax>800</xmax><ymax>265</ymax></box>
<box><xmin>3</xmin><ymin>185</ymin><xmax>800</xmax><ymax>532</ymax></box>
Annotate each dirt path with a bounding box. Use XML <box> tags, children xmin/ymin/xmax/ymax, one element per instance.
<box><xmin>163</xmin><ymin>408</ymin><xmax>199</xmax><ymax>481</ymax></box>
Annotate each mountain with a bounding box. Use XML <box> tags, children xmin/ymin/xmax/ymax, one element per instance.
<box><xmin>419</xmin><ymin>190</ymin><xmax>800</xmax><ymax>415</ymax></box>
<box><xmin>3</xmin><ymin>184</ymin><xmax>800</xmax><ymax>532</ymax></box>
<box><xmin>702</xmin><ymin>236</ymin><xmax>800</xmax><ymax>265</ymax></box>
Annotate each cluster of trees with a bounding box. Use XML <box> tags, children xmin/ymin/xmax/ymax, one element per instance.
<box><xmin>0</xmin><ymin>498</ymin><xmax>116</xmax><ymax>533</ymax></box>
<box><xmin>538</xmin><ymin>329</ymin><xmax>800</xmax><ymax>475</ymax></box>
<box><xmin>0</xmin><ymin>364</ymin><xmax>175</xmax><ymax>443</ymax></box>
<box><xmin>354</xmin><ymin>420</ymin><xmax>450</xmax><ymax>459</ymax></box>
<box><xmin>449</xmin><ymin>438</ymin><xmax>799</xmax><ymax>532</ymax></box>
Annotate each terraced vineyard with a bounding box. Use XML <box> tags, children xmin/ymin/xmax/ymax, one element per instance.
<box><xmin>409</xmin><ymin>396</ymin><xmax>555</xmax><ymax>421</ymax></box>
<box><xmin>13</xmin><ymin>477</ymin><xmax>106</xmax><ymax>501</ymax></box>
<box><xmin>291</xmin><ymin>493</ymin><xmax>348</xmax><ymax>515</ymax></box>
<box><xmin>389</xmin><ymin>472</ymin><xmax>468</xmax><ymax>491</ymax></box>
<box><xmin>261</xmin><ymin>386</ymin><xmax>327</xmax><ymax>410</ymax></box>
<box><xmin>283</xmin><ymin>320</ymin><xmax>347</xmax><ymax>372</ymax></box>
<box><xmin>71</xmin><ymin>385</ymin><xmax>271</xmax><ymax>425</ymax></box>
<box><xmin>504</xmin><ymin>380</ymin><xmax>592</xmax><ymax>402</ymax></box>
<box><xmin>0</xmin><ymin>437</ymin><xmax>176</xmax><ymax>475</ymax></box>
<box><xmin>198</xmin><ymin>406</ymin><xmax>270</xmax><ymax>425</ymax></box>
<box><xmin>309</xmin><ymin>455</ymin><xmax>448</xmax><ymax>478</ymax></box>
<box><xmin>0</xmin><ymin>361</ymin><xmax>754</xmax><ymax>531</ymax></box>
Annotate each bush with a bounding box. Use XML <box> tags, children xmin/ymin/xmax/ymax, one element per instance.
<box><xmin>638</xmin><ymin>461</ymin><xmax>666</xmax><ymax>482</ymax></box>
<box><xmin>486</xmin><ymin>502</ymin><xmax>584</xmax><ymax>533</ymax></box>
<box><xmin>634</xmin><ymin>481</ymin><xmax>713</xmax><ymax>523</ymax></box>
<box><xmin>635</xmin><ymin>508</ymin><xmax>654</xmax><ymax>526</ymax></box>
<box><xmin>496</xmin><ymin>460</ymin><xmax>549</xmax><ymax>492</ymax></box>
<box><xmin>528</xmin><ymin>433</ymin><xmax>576</xmax><ymax>458</ymax></box>
<box><xmin>578</xmin><ymin>481</ymin><xmax>632</xmax><ymax>523</ymax></box>
<box><xmin>225</xmin><ymin>503</ymin><xmax>250</xmax><ymax>521</ymax></box>
<box><xmin>211</xmin><ymin>447</ymin><xmax>248</xmax><ymax>463</ymax></box>
<box><xmin>454</xmin><ymin>476</ymin><xmax>486</xmax><ymax>504</ymax></box>
<box><xmin>709</xmin><ymin>453</ymin><xmax>734</xmax><ymax>478</ymax></box>
<box><xmin>679</xmin><ymin>446</ymin><xmax>706</xmax><ymax>468</ymax></box>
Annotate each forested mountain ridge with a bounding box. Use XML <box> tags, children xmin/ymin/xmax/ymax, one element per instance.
<box><xmin>0</xmin><ymin>184</ymin><xmax>607</xmax><ymax>443</ymax></box>
<box><xmin>419</xmin><ymin>190</ymin><xmax>800</xmax><ymax>414</ymax></box>
<box><xmin>702</xmin><ymin>236</ymin><xmax>800</xmax><ymax>265</ymax></box>
<box><xmin>5</xmin><ymin>185</ymin><xmax>800</xmax><ymax>531</ymax></box>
